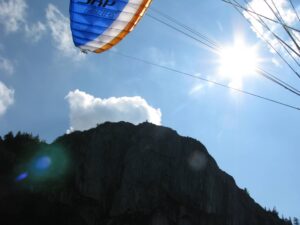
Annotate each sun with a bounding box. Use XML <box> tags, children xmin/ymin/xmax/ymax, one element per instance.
<box><xmin>218</xmin><ymin>38</ymin><xmax>259</xmax><ymax>88</ymax></box>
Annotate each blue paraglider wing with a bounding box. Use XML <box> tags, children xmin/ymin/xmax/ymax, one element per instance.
<box><xmin>70</xmin><ymin>0</ymin><xmax>152</xmax><ymax>53</ymax></box>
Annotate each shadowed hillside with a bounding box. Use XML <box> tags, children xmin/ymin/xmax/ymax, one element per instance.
<box><xmin>0</xmin><ymin>122</ymin><xmax>294</xmax><ymax>225</ymax></box>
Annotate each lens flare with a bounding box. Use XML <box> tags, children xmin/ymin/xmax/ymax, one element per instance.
<box><xmin>35</xmin><ymin>156</ymin><xmax>52</xmax><ymax>170</ymax></box>
<box><xmin>15</xmin><ymin>172</ymin><xmax>28</xmax><ymax>182</ymax></box>
<box><xmin>14</xmin><ymin>145</ymin><xmax>69</xmax><ymax>188</ymax></box>
<box><xmin>188</xmin><ymin>151</ymin><xmax>207</xmax><ymax>171</ymax></box>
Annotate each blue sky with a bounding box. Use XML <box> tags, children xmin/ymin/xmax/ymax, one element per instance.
<box><xmin>0</xmin><ymin>0</ymin><xmax>299</xmax><ymax>219</ymax></box>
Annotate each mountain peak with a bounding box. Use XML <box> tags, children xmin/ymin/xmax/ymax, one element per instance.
<box><xmin>0</xmin><ymin>122</ymin><xmax>292</xmax><ymax>225</ymax></box>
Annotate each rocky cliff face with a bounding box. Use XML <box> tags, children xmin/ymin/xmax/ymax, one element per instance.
<box><xmin>0</xmin><ymin>122</ymin><xmax>292</xmax><ymax>225</ymax></box>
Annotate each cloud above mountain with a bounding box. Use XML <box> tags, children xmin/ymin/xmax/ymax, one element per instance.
<box><xmin>65</xmin><ymin>90</ymin><xmax>162</xmax><ymax>133</ymax></box>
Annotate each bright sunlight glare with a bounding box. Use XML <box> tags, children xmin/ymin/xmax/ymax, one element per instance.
<box><xmin>218</xmin><ymin>38</ymin><xmax>260</xmax><ymax>89</ymax></box>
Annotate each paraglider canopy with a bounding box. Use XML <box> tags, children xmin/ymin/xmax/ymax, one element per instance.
<box><xmin>69</xmin><ymin>0</ymin><xmax>152</xmax><ymax>53</ymax></box>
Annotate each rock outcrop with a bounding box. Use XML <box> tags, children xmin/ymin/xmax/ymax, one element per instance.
<box><xmin>0</xmin><ymin>122</ymin><xmax>292</xmax><ymax>225</ymax></box>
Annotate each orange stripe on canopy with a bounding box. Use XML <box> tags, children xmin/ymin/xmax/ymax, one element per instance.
<box><xmin>94</xmin><ymin>0</ymin><xmax>152</xmax><ymax>53</ymax></box>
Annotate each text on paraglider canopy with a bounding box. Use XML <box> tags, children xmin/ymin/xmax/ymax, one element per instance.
<box><xmin>85</xmin><ymin>7</ymin><xmax>116</xmax><ymax>19</ymax></box>
<box><xmin>86</xmin><ymin>0</ymin><xmax>116</xmax><ymax>8</ymax></box>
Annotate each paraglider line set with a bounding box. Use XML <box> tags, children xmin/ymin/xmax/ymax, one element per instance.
<box><xmin>69</xmin><ymin>0</ymin><xmax>300</xmax><ymax>112</ymax></box>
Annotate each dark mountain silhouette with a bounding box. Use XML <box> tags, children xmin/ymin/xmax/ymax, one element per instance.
<box><xmin>0</xmin><ymin>122</ymin><xmax>293</xmax><ymax>225</ymax></box>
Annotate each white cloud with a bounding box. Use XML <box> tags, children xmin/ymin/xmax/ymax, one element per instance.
<box><xmin>25</xmin><ymin>21</ymin><xmax>47</xmax><ymax>42</ymax></box>
<box><xmin>243</xmin><ymin>0</ymin><xmax>300</xmax><ymax>61</ymax></box>
<box><xmin>0</xmin><ymin>56</ymin><xmax>14</xmax><ymax>75</ymax></box>
<box><xmin>245</xmin><ymin>0</ymin><xmax>297</xmax><ymax>27</ymax></box>
<box><xmin>46</xmin><ymin>4</ymin><xmax>84</xmax><ymax>60</ymax></box>
<box><xmin>0</xmin><ymin>0</ymin><xmax>27</xmax><ymax>33</ymax></box>
<box><xmin>0</xmin><ymin>0</ymin><xmax>46</xmax><ymax>42</ymax></box>
<box><xmin>0</xmin><ymin>1</ymin><xmax>85</xmax><ymax>59</ymax></box>
<box><xmin>65</xmin><ymin>90</ymin><xmax>162</xmax><ymax>133</ymax></box>
<box><xmin>0</xmin><ymin>81</ymin><xmax>14</xmax><ymax>116</ymax></box>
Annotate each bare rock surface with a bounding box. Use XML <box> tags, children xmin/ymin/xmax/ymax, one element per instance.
<box><xmin>0</xmin><ymin>122</ymin><xmax>292</xmax><ymax>225</ymax></box>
